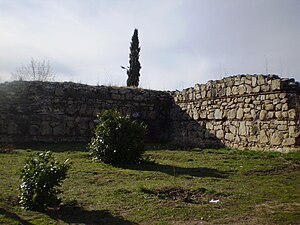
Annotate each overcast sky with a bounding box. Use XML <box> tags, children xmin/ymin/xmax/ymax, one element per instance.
<box><xmin>0</xmin><ymin>0</ymin><xmax>299</xmax><ymax>90</ymax></box>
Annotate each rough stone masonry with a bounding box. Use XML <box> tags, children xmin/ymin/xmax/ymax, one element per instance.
<box><xmin>0</xmin><ymin>82</ymin><xmax>172</xmax><ymax>143</ymax></box>
<box><xmin>170</xmin><ymin>74</ymin><xmax>300</xmax><ymax>151</ymax></box>
<box><xmin>0</xmin><ymin>74</ymin><xmax>299</xmax><ymax>152</ymax></box>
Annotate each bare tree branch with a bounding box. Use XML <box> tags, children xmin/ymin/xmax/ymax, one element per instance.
<box><xmin>11</xmin><ymin>58</ymin><xmax>55</xmax><ymax>82</ymax></box>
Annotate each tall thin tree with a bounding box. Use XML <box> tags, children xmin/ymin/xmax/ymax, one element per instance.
<box><xmin>126</xmin><ymin>29</ymin><xmax>141</xmax><ymax>87</ymax></box>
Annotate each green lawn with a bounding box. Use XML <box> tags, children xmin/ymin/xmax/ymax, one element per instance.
<box><xmin>0</xmin><ymin>146</ymin><xmax>299</xmax><ymax>224</ymax></box>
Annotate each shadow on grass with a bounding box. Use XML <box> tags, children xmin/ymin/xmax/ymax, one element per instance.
<box><xmin>0</xmin><ymin>208</ymin><xmax>33</xmax><ymax>225</ymax></box>
<box><xmin>123</xmin><ymin>164</ymin><xmax>228</xmax><ymax>178</ymax></box>
<box><xmin>47</xmin><ymin>205</ymin><xmax>137</xmax><ymax>225</ymax></box>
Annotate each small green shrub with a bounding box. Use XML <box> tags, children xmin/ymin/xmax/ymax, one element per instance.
<box><xmin>88</xmin><ymin>110</ymin><xmax>147</xmax><ymax>165</ymax></box>
<box><xmin>19</xmin><ymin>151</ymin><xmax>71</xmax><ymax>211</ymax></box>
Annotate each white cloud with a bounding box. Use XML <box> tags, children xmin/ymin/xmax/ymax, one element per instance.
<box><xmin>0</xmin><ymin>0</ymin><xmax>299</xmax><ymax>88</ymax></box>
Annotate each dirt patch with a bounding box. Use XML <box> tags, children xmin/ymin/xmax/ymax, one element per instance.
<box><xmin>210</xmin><ymin>214</ymin><xmax>271</xmax><ymax>225</ymax></box>
<box><xmin>243</xmin><ymin>162</ymin><xmax>300</xmax><ymax>176</ymax></box>
<box><xmin>255</xmin><ymin>201</ymin><xmax>300</xmax><ymax>213</ymax></box>
<box><xmin>142</xmin><ymin>187</ymin><xmax>226</xmax><ymax>204</ymax></box>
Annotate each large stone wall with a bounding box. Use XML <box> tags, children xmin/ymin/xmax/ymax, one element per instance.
<box><xmin>170</xmin><ymin>75</ymin><xmax>300</xmax><ymax>151</ymax></box>
<box><xmin>0</xmin><ymin>74</ymin><xmax>299</xmax><ymax>151</ymax></box>
<box><xmin>0</xmin><ymin>81</ymin><xmax>172</xmax><ymax>143</ymax></box>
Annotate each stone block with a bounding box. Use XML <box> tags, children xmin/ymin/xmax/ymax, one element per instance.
<box><xmin>225</xmin><ymin>133</ymin><xmax>234</xmax><ymax>141</ymax></box>
<box><xmin>236</xmin><ymin>108</ymin><xmax>244</xmax><ymax>119</ymax></box>
<box><xmin>289</xmin><ymin>126</ymin><xmax>297</xmax><ymax>136</ymax></box>
<box><xmin>261</xmin><ymin>84</ymin><xmax>270</xmax><ymax>92</ymax></box>
<box><xmin>226</xmin><ymin>109</ymin><xmax>235</xmax><ymax>120</ymax></box>
<box><xmin>257</xmin><ymin>75</ymin><xmax>265</xmax><ymax>85</ymax></box>
<box><xmin>219</xmin><ymin>88</ymin><xmax>226</xmax><ymax>97</ymax></box>
<box><xmin>245</xmin><ymin>78</ymin><xmax>252</xmax><ymax>85</ymax></box>
<box><xmin>253</xmin><ymin>86</ymin><xmax>260</xmax><ymax>93</ymax></box>
<box><xmin>244</xmin><ymin>108</ymin><xmax>250</xmax><ymax>113</ymax></box>
<box><xmin>207</xmin><ymin>91</ymin><xmax>212</xmax><ymax>98</ymax></box>
<box><xmin>259</xmin><ymin>110</ymin><xmax>268</xmax><ymax>120</ymax></box>
<box><xmin>282</xmin><ymin>103</ymin><xmax>289</xmax><ymax>111</ymax></box>
<box><xmin>251</xmin><ymin>109</ymin><xmax>257</xmax><ymax>119</ymax></box>
<box><xmin>239</xmin><ymin>85</ymin><xmax>246</xmax><ymax>95</ymax></box>
<box><xmin>244</xmin><ymin>113</ymin><xmax>253</xmax><ymax>119</ymax></box>
<box><xmin>29</xmin><ymin>125</ymin><xmax>39</xmax><ymax>135</ymax></box>
<box><xmin>194</xmin><ymin>84</ymin><xmax>201</xmax><ymax>90</ymax></box>
<box><xmin>226</xmin><ymin>87</ymin><xmax>231</xmax><ymax>96</ymax></box>
<box><xmin>265</xmin><ymin>104</ymin><xmax>274</xmax><ymax>111</ymax></box>
<box><xmin>66</xmin><ymin>120</ymin><xmax>75</xmax><ymax>128</ymax></box>
<box><xmin>288</xmin><ymin>109</ymin><xmax>296</xmax><ymax>119</ymax></box>
<box><xmin>252</xmin><ymin>76</ymin><xmax>257</xmax><ymax>87</ymax></box>
<box><xmin>216</xmin><ymin>130</ymin><xmax>224</xmax><ymax>139</ymax></box>
<box><xmin>277</xmin><ymin>125</ymin><xmax>287</xmax><ymax>131</ymax></box>
<box><xmin>55</xmin><ymin>88</ymin><xmax>64</xmax><ymax>96</ymax></box>
<box><xmin>235</xmin><ymin>135</ymin><xmax>241</xmax><ymax>142</ymax></box>
<box><xmin>270</xmin><ymin>131</ymin><xmax>283</xmax><ymax>145</ymax></box>
<box><xmin>40</xmin><ymin>121</ymin><xmax>52</xmax><ymax>135</ymax></box>
<box><xmin>193</xmin><ymin>109</ymin><xmax>199</xmax><ymax>120</ymax></box>
<box><xmin>79</xmin><ymin>104</ymin><xmax>87</xmax><ymax>116</ymax></box>
<box><xmin>207</xmin><ymin>112</ymin><xmax>214</xmax><ymax>119</ymax></box>
<box><xmin>206</xmin><ymin>122</ymin><xmax>213</xmax><ymax>130</ymax></box>
<box><xmin>67</xmin><ymin>105</ymin><xmax>77</xmax><ymax>115</ymax></box>
<box><xmin>244</xmin><ymin>98</ymin><xmax>251</xmax><ymax>104</ymax></box>
<box><xmin>271</xmin><ymin>79</ymin><xmax>281</xmax><ymax>91</ymax></box>
<box><xmin>259</xmin><ymin>130</ymin><xmax>269</xmax><ymax>144</ymax></box>
<box><xmin>234</xmin><ymin>77</ymin><xmax>241</xmax><ymax>86</ymax></box>
<box><xmin>53</xmin><ymin>125</ymin><xmax>65</xmax><ymax>136</ymax></box>
<box><xmin>267</xmin><ymin>111</ymin><xmax>274</xmax><ymax>119</ymax></box>
<box><xmin>282</xmin><ymin>138</ymin><xmax>295</xmax><ymax>146</ymax></box>
<box><xmin>253</xmin><ymin>100</ymin><xmax>260</xmax><ymax>105</ymax></box>
<box><xmin>282</xmin><ymin>111</ymin><xmax>288</xmax><ymax>118</ymax></box>
<box><xmin>279</xmin><ymin>93</ymin><xmax>287</xmax><ymax>99</ymax></box>
<box><xmin>229</xmin><ymin>125</ymin><xmax>237</xmax><ymax>134</ymax></box>
<box><xmin>214</xmin><ymin>109</ymin><xmax>223</xmax><ymax>120</ymax></box>
<box><xmin>7</xmin><ymin>122</ymin><xmax>18</xmax><ymax>134</ymax></box>
<box><xmin>269</xmin><ymin>94</ymin><xmax>276</xmax><ymax>100</ymax></box>
<box><xmin>275</xmin><ymin>103</ymin><xmax>282</xmax><ymax>111</ymax></box>
<box><xmin>248</xmin><ymin>135</ymin><xmax>258</xmax><ymax>142</ymax></box>
<box><xmin>245</xmin><ymin>85</ymin><xmax>252</xmax><ymax>94</ymax></box>
<box><xmin>232</xmin><ymin>86</ymin><xmax>239</xmax><ymax>95</ymax></box>
<box><xmin>200</xmin><ymin>111</ymin><xmax>207</xmax><ymax>119</ymax></box>
<box><xmin>239</xmin><ymin>121</ymin><xmax>247</xmax><ymax>136</ymax></box>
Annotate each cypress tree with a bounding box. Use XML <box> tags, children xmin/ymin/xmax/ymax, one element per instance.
<box><xmin>126</xmin><ymin>29</ymin><xmax>141</xmax><ymax>87</ymax></box>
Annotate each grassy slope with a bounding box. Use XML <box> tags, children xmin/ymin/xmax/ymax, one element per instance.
<box><xmin>0</xmin><ymin>148</ymin><xmax>299</xmax><ymax>224</ymax></box>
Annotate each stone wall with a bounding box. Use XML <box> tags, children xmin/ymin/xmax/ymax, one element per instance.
<box><xmin>170</xmin><ymin>75</ymin><xmax>300</xmax><ymax>151</ymax></box>
<box><xmin>0</xmin><ymin>75</ymin><xmax>299</xmax><ymax>151</ymax></box>
<box><xmin>0</xmin><ymin>81</ymin><xmax>172</xmax><ymax>143</ymax></box>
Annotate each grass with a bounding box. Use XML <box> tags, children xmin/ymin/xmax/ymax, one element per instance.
<box><xmin>0</xmin><ymin>146</ymin><xmax>299</xmax><ymax>224</ymax></box>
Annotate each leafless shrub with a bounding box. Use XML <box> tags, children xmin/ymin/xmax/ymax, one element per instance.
<box><xmin>11</xmin><ymin>58</ymin><xmax>55</xmax><ymax>82</ymax></box>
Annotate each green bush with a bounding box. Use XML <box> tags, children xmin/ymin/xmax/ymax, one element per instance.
<box><xmin>19</xmin><ymin>151</ymin><xmax>71</xmax><ymax>211</ymax></box>
<box><xmin>88</xmin><ymin>110</ymin><xmax>147</xmax><ymax>165</ymax></box>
